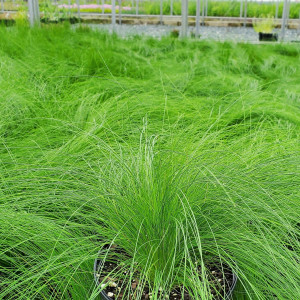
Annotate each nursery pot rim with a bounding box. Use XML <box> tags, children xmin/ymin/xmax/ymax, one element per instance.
<box><xmin>258</xmin><ymin>32</ymin><xmax>278</xmax><ymax>41</ymax></box>
<box><xmin>94</xmin><ymin>252</ymin><xmax>238</xmax><ymax>300</ymax></box>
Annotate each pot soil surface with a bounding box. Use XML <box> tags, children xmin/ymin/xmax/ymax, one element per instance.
<box><xmin>94</xmin><ymin>248</ymin><xmax>236</xmax><ymax>300</ymax></box>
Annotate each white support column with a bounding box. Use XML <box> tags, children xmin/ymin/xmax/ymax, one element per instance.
<box><xmin>102</xmin><ymin>0</ymin><xmax>104</xmax><ymax>14</ymax></box>
<box><xmin>68</xmin><ymin>0</ymin><xmax>71</xmax><ymax>16</ymax></box>
<box><xmin>196</xmin><ymin>0</ymin><xmax>200</xmax><ymax>37</ymax></box>
<box><xmin>76</xmin><ymin>0</ymin><xmax>81</xmax><ymax>19</ymax></box>
<box><xmin>170</xmin><ymin>0</ymin><xmax>173</xmax><ymax>16</ymax></box>
<box><xmin>112</xmin><ymin>0</ymin><xmax>116</xmax><ymax>30</ymax></box>
<box><xmin>28</xmin><ymin>0</ymin><xmax>40</xmax><ymax>26</ymax></box>
<box><xmin>136</xmin><ymin>0</ymin><xmax>139</xmax><ymax>15</ymax></box>
<box><xmin>1</xmin><ymin>0</ymin><xmax>4</xmax><ymax>13</ymax></box>
<box><xmin>205</xmin><ymin>0</ymin><xmax>208</xmax><ymax>17</ymax></box>
<box><xmin>286</xmin><ymin>0</ymin><xmax>291</xmax><ymax>18</ymax></box>
<box><xmin>275</xmin><ymin>0</ymin><xmax>279</xmax><ymax>19</ymax></box>
<box><xmin>118</xmin><ymin>0</ymin><xmax>122</xmax><ymax>24</ymax></box>
<box><xmin>160</xmin><ymin>0</ymin><xmax>163</xmax><ymax>24</ymax></box>
<box><xmin>281</xmin><ymin>0</ymin><xmax>289</xmax><ymax>41</ymax></box>
<box><xmin>28</xmin><ymin>0</ymin><xmax>34</xmax><ymax>25</ymax></box>
<box><xmin>244</xmin><ymin>0</ymin><xmax>247</xmax><ymax>27</ymax></box>
<box><xmin>298</xmin><ymin>9</ymin><xmax>300</xmax><ymax>34</ymax></box>
<box><xmin>181</xmin><ymin>0</ymin><xmax>188</xmax><ymax>37</ymax></box>
<box><xmin>201</xmin><ymin>0</ymin><xmax>205</xmax><ymax>25</ymax></box>
<box><xmin>35</xmin><ymin>0</ymin><xmax>40</xmax><ymax>21</ymax></box>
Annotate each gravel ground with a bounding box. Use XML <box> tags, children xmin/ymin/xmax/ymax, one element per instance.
<box><xmin>80</xmin><ymin>23</ymin><xmax>300</xmax><ymax>42</ymax></box>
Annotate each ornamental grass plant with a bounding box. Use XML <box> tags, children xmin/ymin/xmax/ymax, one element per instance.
<box><xmin>0</xmin><ymin>24</ymin><xmax>299</xmax><ymax>299</ymax></box>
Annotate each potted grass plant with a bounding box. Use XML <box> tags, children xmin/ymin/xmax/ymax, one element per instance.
<box><xmin>93</xmin><ymin>140</ymin><xmax>237</xmax><ymax>300</ymax></box>
<box><xmin>253</xmin><ymin>15</ymin><xmax>278</xmax><ymax>42</ymax></box>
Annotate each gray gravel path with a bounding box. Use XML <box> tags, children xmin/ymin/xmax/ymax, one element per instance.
<box><xmin>81</xmin><ymin>23</ymin><xmax>300</xmax><ymax>42</ymax></box>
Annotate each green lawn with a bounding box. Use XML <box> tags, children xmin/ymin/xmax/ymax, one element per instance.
<box><xmin>0</xmin><ymin>24</ymin><xmax>299</xmax><ymax>299</ymax></box>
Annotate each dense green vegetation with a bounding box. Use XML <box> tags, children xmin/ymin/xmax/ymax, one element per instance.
<box><xmin>5</xmin><ymin>0</ymin><xmax>300</xmax><ymax>19</ymax></box>
<box><xmin>142</xmin><ymin>0</ymin><xmax>300</xmax><ymax>19</ymax></box>
<box><xmin>0</xmin><ymin>24</ymin><xmax>299</xmax><ymax>299</ymax></box>
<box><xmin>60</xmin><ymin>0</ymin><xmax>300</xmax><ymax>19</ymax></box>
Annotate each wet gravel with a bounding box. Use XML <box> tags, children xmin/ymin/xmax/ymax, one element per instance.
<box><xmin>80</xmin><ymin>23</ymin><xmax>300</xmax><ymax>42</ymax></box>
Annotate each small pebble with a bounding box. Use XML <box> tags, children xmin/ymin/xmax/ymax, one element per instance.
<box><xmin>109</xmin><ymin>281</ymin><xmax>117</xmax><ymax>288</ymax></box>
<box><xmin>107</xmin><ymin>292</ymin><xmax>114</xmax><ymax>297</ymax></box>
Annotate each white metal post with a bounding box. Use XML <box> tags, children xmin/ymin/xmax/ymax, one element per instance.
<box><xmin>1</xmin><ymin>0</ymin><xmax>4</xmax><ymax>13</ymax></box>
<box><xmin>102</xmin><ymin>0</ymin><xmax>104</xmax><ymax>14</ymax></box>
<box><xmin>298</xmin><ymin>9</ymin><xmax>300</xmax><ymax>34</ymax></box>
<box><xmin>281</xmin><ymin>0</ymin><xmax>289</xmax><ymax>41</ymax></box>
<box><xmin>28</xmin><ymin>0</ymin><xmax>40</xmax><ymax>26</ymax></box>
<box><xmin>112</xmin><ymin>0</ymin><xmax>116</xmax><ymax>30</ymax></box>
<box><xmin>28</xmin><ymin>0</ymin><xmax>34</xmax><ymax>26</ymax></box>
<box><xmin>170</xmin><ymin>0</ymin><xmax>173</xmax><ymax>16</ymax></box>
<box><xmin>68</xmin><ymin>0</ymin><xmax>71</xmax><ymax>16</ymax></box>
<box><xmin>160</xmin><ymin>0</ymin><xmax>163</xmax><ymax>24</ymax></box>
<box><xmin>244</xmin><ymin>0</ymin><xmax>247</xmax><ymax>27</ymax></box>
<box><xmin>35</xmin><ymin>0</ymin><xmax>40</xmax><ymax>22</ymax></box>
<box><xmin>118</xmin><ymin>0</ymin><xmax>122</xmax><ymax>24</ymax></box>
<box><xmin>201</xmin><ymin>0</ymin><xmax>205</xmax><ymax>25</ymax></box>
<box><xmin>136</xmin><ymin>0</ymin><xmax>139</xmax><ymax>15</ymax></box>
<box><xmin>196</xmin><ymin>0</ymin><xmax>200</xmax><ymax>37</ymax></box>
<box><xmin>76</xmin><ymin>0</ymin><xmax>81</xmax><ymax>19</ymax></box>
<box><xmin>181</xmin><ymin>0</ymin><xmax>188</xmax><ymax>37</ymax></box>
<box><xmin>286</xmin><ymin>0</ymin><xmax>290</xmax><ymax>18</ymax></box>
<box><xmin>205</xmin><ymin>0</ymin><xmax>208</xmax><ymax>16</ymax></box>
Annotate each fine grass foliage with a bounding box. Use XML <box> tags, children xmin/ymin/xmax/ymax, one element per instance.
<box><xmin>253</xmin><ymin>15</ymin><xmax>275</xmax><ymax>34</ymax></box>
<box><xmin>0</xmin><ymin>24</ymin><xmax>299</xmax><ymax>300</ymax></box>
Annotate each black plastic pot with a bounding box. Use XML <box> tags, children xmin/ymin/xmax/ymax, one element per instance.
<box><xmin>94</xmin><ymin>258</ymin><xmax>112</xmax><ymax>300</ymax></box>
<box><xmin>94</xmin><ymin>256</ymin><xmax>237</xmax><ymax>300</ymax></box>
<box><xmin>259</xmin><ymin>32</ymin><xmax>278</xmax><ymax>42</ymax></box>
<box><xmin>41</xmin><ymin>17</ymin><xmax>79</xmax><ymax>24</ymax></box>
<box><xmin>0</xmin><ymin>19</ymin><xmax>15</xmax><ymax>26</ymax></box>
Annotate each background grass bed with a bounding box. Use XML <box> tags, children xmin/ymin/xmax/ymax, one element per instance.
<box><xmin>0</xmin><ymin>24</ymin><xmax>299</xmax><ymax>299</ymax></box>
<box><xmin>7</xmin><ymin>0</ymin><xmax>300</xmax><ymax>19</ymax></box>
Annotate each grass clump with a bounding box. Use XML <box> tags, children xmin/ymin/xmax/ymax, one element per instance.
<box><xmin>253</xmin><ymin>15</ymin><xmax>275</xmax><ymax>34</ymax></box>
<box><xmin>0</xmin><ymin>24</ymin><xmax>299</xmax><ymax>299</ymax></box>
